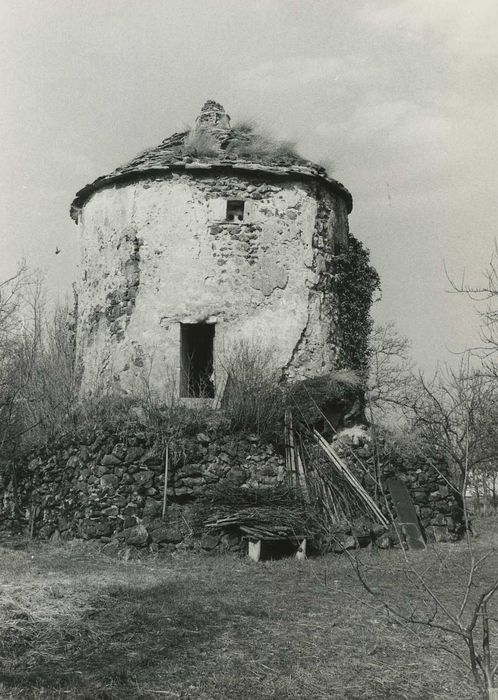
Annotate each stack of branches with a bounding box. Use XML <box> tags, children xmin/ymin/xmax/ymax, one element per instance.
<box><xmin>204</xmin><ymin>505</ymin><xmax>315</xmax><ymax>541</ymax></box>
<box><xmin>199</xmin><ymin>482</ymin><xmax>300</xmax><ymax>509</ymax></box>
<box><xmin>193</xmin><ymin>483</ymin><xmax>316</xmax><ymax>540</ymax></box>
<box><xmin>290</xmin><ymin>423</ymin><xmax>389</xmax><ymax>549</ymax></box>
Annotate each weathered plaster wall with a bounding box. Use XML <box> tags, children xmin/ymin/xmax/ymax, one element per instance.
<box><xmin>76</xmin><ymin>172</ymin><xmax>349</xmax><ymax>397</ymax></box>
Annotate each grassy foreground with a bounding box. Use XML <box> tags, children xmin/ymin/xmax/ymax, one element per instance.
<box><xmin>0</xmin><ymin>520</ymin><xmax>497</xmax><ymax>700</ymax></box>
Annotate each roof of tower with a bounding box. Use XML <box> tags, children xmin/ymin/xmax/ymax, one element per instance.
<box><xmin>70</xmin><ymin>101</ymin><xmax>352</xmax><ymax>220</ymax></box>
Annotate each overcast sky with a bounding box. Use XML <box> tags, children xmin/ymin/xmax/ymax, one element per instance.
<box><xmin>1</xmin><ymin>0</ymin><xmax>497</xmax><ymax>373</ymax></box>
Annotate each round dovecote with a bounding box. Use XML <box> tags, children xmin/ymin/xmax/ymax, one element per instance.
<box><xmin>72</xmin><ymin>101</ymin><xmax>353</xmax><ymax>400</ymax></box>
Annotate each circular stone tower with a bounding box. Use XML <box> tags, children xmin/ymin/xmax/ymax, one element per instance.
<box><xmin>71</xmin><ymin>101</ymin><xmax>353</xmax><ymax>400</ymax></box>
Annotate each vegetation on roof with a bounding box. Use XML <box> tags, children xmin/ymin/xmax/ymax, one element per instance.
<box><xmin>180</xmin><ymin>120</ymin><xmax>302</xmax><ymax>163</ymax></box>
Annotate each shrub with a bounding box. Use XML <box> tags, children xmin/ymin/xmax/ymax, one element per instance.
<box><xmin>220</xmin><ymin>339</ymin><xmax>284</xmax><ymax>438</ymax></box>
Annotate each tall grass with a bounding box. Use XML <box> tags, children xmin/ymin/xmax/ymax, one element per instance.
<box><xmin>220</xmin><ymin>339</ymin><xmax>283</xmax><ymax>437</ymax></box>
<box><xmin>226</xmin><ymin>121</ymin><xmax>297</xmax><ymax>160</ymax></box>
<box><xmin>183</xmin><ymin>129</ymin><xmax>221</xmax><ymax>157</ymax></box>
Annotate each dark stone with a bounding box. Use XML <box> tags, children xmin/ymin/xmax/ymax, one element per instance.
<box><xmin>79</xmin><ymin>519</ymin><xmax>113</xmax><ymax>539</ymax></box>
<box><xmin>412</xmin><ymin>489</ymin><xmax>428</xmax><ymax>504</ymax></box>
<box><xmin>38</xmin><ymin>524</ymin><xmax>56</xmax><ymax>539</ymax></box>
<box><xmin>112</xmin><ymin>443</ymin><xmax>127</xmax><ymax>460</ymax></box>
<box><xmin>173</xmin><ymin>486</ymin><xmax>193</xmax><ymax>498</ymax></box>
<box><xmin>143</xmin><ymin>497</ymin><xmax>162</xmax><ymax>518</ymax></box>
<box><xmin>200</xmin><ymin>533</ymin><xmax>219</xmax><ymax>550</ymax></box>
<box><xmin>66</xmin><ymin>456</ymin><xmax>82</xmax><ymax>469</ymax></box>
<box><xmin>180</xmin><ymin>463</ymin><xmax>203</xmax><ymax>477</ymax></box>
<box><xmin>123</xmin><ymin>523</ymin><xmax>149</xmax><ymax>546</ymax></box>
<box><xmin>58</xmin><ymin>517</ymin><xmax>71</xmax><ymax>532</ymax></box>
<box><xmin>126</xmin><ymin>446</ymin><xmax>146</xmax><ymax>463</ymax></box>
<box><xmin>134</xmin><ymin>470</ymin><xmax>154</xmax><ymax>488</ymax></box>
<box><xmin>147</xmin><ymin>463</ymin><xmax>163</xmax><ymax>474</ymax></box>
<box><xmin>100</xmin><ymin>474</ymin><xmax>119</xmax><ymax>490</ymax></box>
<box><xmin>150</xmin><ymin>525</ymin><xmax>183</xmax><ymax>544</ymax></box>
<box><xmin>220</xmin><ymin>532</ymin><xmax>240</xmax><ymax>548</ymax></box>
<box><xmin>102</xmin><ymin>540</ymin><xmax>121</xmax><ymax>557</ymax></box>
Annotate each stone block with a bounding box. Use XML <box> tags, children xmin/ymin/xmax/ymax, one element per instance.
<box><xmin>112</xmin><ymin>443</ymin><xmax>127</xmax><ymax>460</ymax></box>
<box><xmin>143</xmin><ymin>497</ymin><xmax>162</xmax><ymax>518</ymax></box>
<box><xmin>100</xmin><ymin>474</ymin><xmax>119</xmax><ymax>490</ymax></box>
<box><xmin>101</xmin><ymin>454</ymin><xmax>122</xmax><ymax>466</ymax></box>
<box><xmin>133</xmin><ymin>470</ymin><xmax>154</xmax><ymax>489</ymax></box>
<box><xmin>150</xmin><ymin>525</ymin><xmax>183</xmax><ymax>544</ymax></box>
<box><xmin>173</xmin><ymin>486</ymin><xmax>193</xmax><ymax>497</ymax></box>
<box><xmin>180</xmin><ymin>463</ymin><xmax>203</xmax><ymax>477</ymax></box>
<box><xmin>200</xmin><ymin>533</ymin><xmax>219</xmax><ymax>550</ymax></box>
<box><xmin>126</xmin><ymin>446</ymin><xmax>146</xmax><ymax>463</ymax></box>
<box><xmin>66</xmin><ymin>456</ymin><xmax>82</xmax><ymax>469</ymax></box>
<box><xmin>123</xmin><ymin>523</ymin><xmax>149</xmax><ymax>546</ymax></box>
<box><xmin>79</xmin><ymin>518</ymin><xmax>113</xmax><ymax>539</ymax></box>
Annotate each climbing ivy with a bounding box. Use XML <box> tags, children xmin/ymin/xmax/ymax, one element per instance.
<box><xmin>331</xmin><ymin>236</ymin><xmax>381</xmax><ymax>373</ymax></box>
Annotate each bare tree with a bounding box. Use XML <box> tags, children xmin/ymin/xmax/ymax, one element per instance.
<box><xmin>449</xmin><ymin>242</ymin><xmax>498</xmax><ymax>372</ymax></box>
<box><xmin>0</xmin><ymin>266</ymin><xmax>77</xmax><ymax>457</ymax></box>
<box><xmin>401</xmin><ymin>360</ymin><xmax>498</xmax><ymax>493</ymax></box>
<box><xmin>367</xmin><ymin>322</ymin><xmax>415</xmax><ymax>418</ymax></box>
<box><xmin>338</xmin><ymin>400</ymin><xmax>498</xmax><ymax>700</ymax></box>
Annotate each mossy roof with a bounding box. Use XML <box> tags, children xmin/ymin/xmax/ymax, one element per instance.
<box><xmin>70</xmin><ymin>102</ymin><xmax>352</xmax><ymax>221</ymax></box>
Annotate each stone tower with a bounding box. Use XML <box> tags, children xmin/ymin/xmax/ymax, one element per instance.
<box><xmin>71</xmin><ymin>101</ymin><xmax>353</xmax><ymax>400</ymax></box>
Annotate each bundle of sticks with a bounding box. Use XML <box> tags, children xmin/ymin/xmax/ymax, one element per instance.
<box><xmin>284</xmin><ymin>408</ymin><xmax>388</xmax><ymax>529</ymax></box>
<box><xmin>204</xmin><ymin>506</ymin><xmax>312</xmax><ymax>540</ymax></box>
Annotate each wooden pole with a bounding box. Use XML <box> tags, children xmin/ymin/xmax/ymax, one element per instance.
<box><xmin>284</xmin><ymin>410</ymin><xmax>294</xmax><ymax>488</ymax></box>
<box><xmin>296</xmin><ymin>538</ymin><xmax>307</xmax><ymax>560</ymax></box>
<box><xmin>313</xmin><ymin>429</ymin><xmax>389</xmax><ymax>527</ymax></box>
<box><xmin>162</xmin><ymin>443</ymin><xmax>169</xmax><ymax>520</ymax></box>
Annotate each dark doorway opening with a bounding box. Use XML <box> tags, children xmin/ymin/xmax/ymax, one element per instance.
<box><xmin>180</xmin><ymin>323</ymin><xmax>215</xmax><ymax>398</ymax></box>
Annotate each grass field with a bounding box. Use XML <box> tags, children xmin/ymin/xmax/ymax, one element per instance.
<box><xmin>0</xmin><ymin>520</ymin><xmax>497</xmax><ymax>700</ymax></box>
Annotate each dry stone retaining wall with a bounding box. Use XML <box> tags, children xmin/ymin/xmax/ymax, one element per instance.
<box><xmin>0</xmin><ymin>425</ymin><xmax>285</xmax><ymax>553</ymax></box>
<box><xmin>0</xmin><ymin>425</ymin><xmax>463</xmax><ymax>553</ymax></box>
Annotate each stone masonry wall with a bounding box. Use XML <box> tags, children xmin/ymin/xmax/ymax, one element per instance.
<box><xmin>0</xmin><ymin>426</ymin><xmax>285</xmax><ymax>553</ymax></box>
<box><xmin>0</xmin><ymin>424</ymin><xmax>463</xmax><ymax>554</ymax></box>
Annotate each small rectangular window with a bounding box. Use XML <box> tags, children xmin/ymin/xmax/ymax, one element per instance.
<box><xmin>226</xmin><ymin>200</ymin><xmax>245</xmax><ymax>222</ymax></box>
<box><xmin>180</xmin><ymin>323</ymin><xmax>215</xmax><ymax>398</ymax></box>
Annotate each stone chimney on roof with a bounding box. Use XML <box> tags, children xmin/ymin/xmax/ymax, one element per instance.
<box><xmin>195</xmin><ymin>100</ymin><xmax>231</xmax><ymax>131</ymax></box>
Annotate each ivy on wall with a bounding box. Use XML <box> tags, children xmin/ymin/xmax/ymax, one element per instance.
<box><xmin>331</xmin><ymin>235</ymin><xmax>381</xmax><ymax>373</ymax></box>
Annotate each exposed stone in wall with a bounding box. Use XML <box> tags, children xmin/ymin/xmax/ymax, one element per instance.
<box><xmin>0</xmin><ymin>424</ymin><xmax>463</xmax><ymax>553</ymax></box>
<box><xmin>330</xmin><ymin>429</ymin><xmax>464</xmax><ymax>545</ymax></box>
<box><xmin>282</xmin><ymin>185</ymin><xmax>348</xmax><ymax>381</ymax></box>
<box><xmin>0</xmin><ymin>427</ymin><xmax>286</xmax><ymax>553</ymax></box>
<box><xmin>75</xmin><ymin>171</ymin><xmax>350</xmax><ymax>398</ymax></box>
